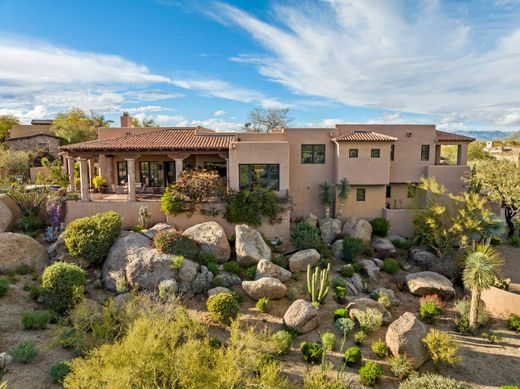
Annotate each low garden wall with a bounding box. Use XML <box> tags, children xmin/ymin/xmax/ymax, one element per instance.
<box><xmin>481</xmin><ymin>286</ymin><xmax>520</xmax><ymax>319</ymax></box>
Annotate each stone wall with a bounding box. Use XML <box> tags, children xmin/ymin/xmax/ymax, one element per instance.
<box><xmin>6</xmin><ymin>135</ymin><xmax>61</xmax><ymax>158</ymax></box>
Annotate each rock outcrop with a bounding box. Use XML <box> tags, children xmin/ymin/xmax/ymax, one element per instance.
<box><xmin>255</xmin><ymin>259</ymin><xmax>292</xmax><ymax>282</ymax></box>
<box><xmin>288</xmin><ymin>249</ymin><xmax>320</xmax><ymax>272</ymax></box>
<box><xmin>346</xmin><ymin>297</ymin><xmax>392</xmax><ymax>324</ymax></box>
<box><xmin>283</xmin><ymin>299</ymin><xmax>319</xmax><ymax>333</ymax></box>
<box><xmin>405</xmin><ymin>271</ymin><xmax>455</xmax><ymax>299</ymax></box>
<box><xmin>0</xmin><ymin>201</ymin><xmax>13</xmax><ymax>233</ymax></box>
<box><xmin>342</xmin><ymin>217</ymin><xmax>372</xmax><ymax>244</ymax></box>
<box><xmin>0</xmin><ymin>232</ymin><xmax>47</xmax><ymax>272</ymax></box>
<box><xmin>319</xmin><ymin>218</ymin><xmax>342</xmax><ymax>244</ymax></box>
<box><xmin>235</xmin><ymin>224</ymin><xmax>271</xmax><ymax>266</ymax></box>
<box><xmin>182</xmin><ymin>221</ymin><xmax>230</xmax><ymax>263</ymax></box>
<box><xmin>242</xmin><ymin>277</ymin><xmax>287</xmax><ymax>300</ymax></box>
<box><xmin>371</xmin><ymin>238</ymin><xmax>396</xmax><ymax>257</ymax></box>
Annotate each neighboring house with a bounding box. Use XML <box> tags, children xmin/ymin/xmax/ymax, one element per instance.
<box><xmin>60</xmin><ymin>112</ymin><xmax>474</xmax><ymax>224</ymax></box>
<box><xmin>6</xmin><ymin>119</ymin><xmax>62</xmax><ymax>158</ymax></box>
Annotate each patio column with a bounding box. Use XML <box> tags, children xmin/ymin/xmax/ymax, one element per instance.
<box><xmin>78</xmin><ymin>158</ymin><xmax>90</xmax><ymax>202</ymax></box>
<box><xmin>175</xmin><ymin>158</ymin><xmax>184</xmax><ymax>182</ymax></box>
<box><xmin>66</xmin><ymin>157</ymin><xmax>76</xmax><ymax>192</ymax></box>
<box><xmin>126</xmin><ymin>158</ymin><xmax>136</xmax><ymax>201</ymax></box>
<box><xmin>218</xmin><ymin>152</ymin><xmax>230</xmax><ymax>190</ymax></box>
<box><xmin>88</xmin><ymin>158</ymin><xmax>96</xmax><ymax>185</ymax></box>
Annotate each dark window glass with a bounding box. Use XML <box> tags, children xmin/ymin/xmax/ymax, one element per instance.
<box><xmin>301</xmin><ymin>144</ymin><xmax>325</xmax><ymax>164</ymax></box>
<box><xmin>349</xmin><ymin>149</ymin><xmax>358</xmax><ymax>158</ymax></box>
<box><xmin>356</xmin><ymin>188</ymin><xmax>366</xmax><ymax>201</ymax></box>
<box><xmin>117</xmin><ymin>161</ymin><xmax>127</xmax><ymax>185</ymax></box>
<box><xmin>421</xmin><ymin>145</ymin><xmax>430</xmax><ymax>161</ymax></box>
<box><xmin>239</xmin><ymin>164</ymin><xmax>280</xmax><ymax>191</ymax></box>
<box><xmin>386</xmin><ymin>185</ymin><xmax>392</xmax><ymax>198</ymax></box>
<box><xmin>140</xmin><ymin>161</ymin><xmax>159</xmax><ymax>186</ymax></box>
<box><xmin>408</xmin><ymin>184</ymin><xmax>417</xmax><ymax>198</ymax></box>
<box><xmin>371</xmin><ymin>149</ymin><xmax>380</xmax><ymax>158</ymax></box>
<box><xmin>390</xmin><ymin>144</ymin><xmax>395</xmax><ymax>161</ymax></box>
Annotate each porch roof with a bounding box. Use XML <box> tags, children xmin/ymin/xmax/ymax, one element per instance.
<box><xmin>60</xmin><ymin>127</ymin><xmax>235</xmax><ymax>153</ymax></box>
<box><xmin>332</xmin><ymin>131</ymin><xmax>398</xmax><ymax>142</ymax></box>
<box><xmin>435</xmin><ymin>130</ymin><xmax>474</xmax><ymax>142</ymax></box>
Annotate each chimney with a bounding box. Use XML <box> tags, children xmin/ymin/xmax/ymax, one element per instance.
<box><xmin>120</xmin><ymin>111</ymin><xmax>132</xmax><ymax>127</ymax></box>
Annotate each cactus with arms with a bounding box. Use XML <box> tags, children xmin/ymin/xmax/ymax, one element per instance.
<box><xmin>307</xmin><ymin>263</ymin><xmax>330</xmax><ymax>308</ymax></box>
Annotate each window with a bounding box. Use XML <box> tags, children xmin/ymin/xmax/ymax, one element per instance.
<box><xmin>349</xmin><ymin>149</ymin><xmax>358</xmax><ymax>158</ymax></box>
<box><xmin>301</xmin><ymin>144</ymin><xmax>325</xmax><ymax>164</ymax></box>
<box><xmin>140</xmin><ymin>161</ymin><xmax>160</xmax><ymax>186</ymax></box>
<box><xmin>390</xmin><ymin>144</ymin><xmax>395</xmax><ymax>161</ymax></box>
<box><xmin>371</xmin><ymin>149</ymin><xmax>380</xmax><ymax>158</ymax></box>
<box><xmin>117</xmin><ymin>161</ymin><xmax>127</xmax><ymax>185</ymax></box>
<box><xmin>239</xmin><ymin>164</ymin><xmax>280</xmax><ymax>191</ymax></box>
<box><xmin>407</xmin><ymin>184</ymin><xmax>417</xmax><ymax>198</ymax></box>
<box><xmin>386</xmin><ymin>185</ymin><xmax>392</xmax><ymax>198</ymax></box>
<box><xmin>356</xmin><ymin>188</ymin><xmax>366</xmax><ymax>201</ymax></box>
<box><xmin>421</xmin><ymin>145</ymin><xmax>430</xmax><ymax>161</ymax></box>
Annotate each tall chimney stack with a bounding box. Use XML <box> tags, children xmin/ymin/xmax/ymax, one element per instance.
<box><xmin>120</xmin><ymin>111</ymin><xmax>132</xmax><ymax>127</ymax></box>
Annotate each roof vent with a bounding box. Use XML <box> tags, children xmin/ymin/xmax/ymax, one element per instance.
<box><xmin>406</xmin><ymin>131</ymin><xmax>412</xmax><ymax>137</ymax></box>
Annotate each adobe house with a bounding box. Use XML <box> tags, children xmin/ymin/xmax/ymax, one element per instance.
<box><xmin>60</xmin><ymin>112</ymin><xmax>474</xmax><ymax>233</ymax></box>
<box><xmin>7</xmin><ymin>119</ymin><xmax>63</xmax><ymax>158</ymax></box>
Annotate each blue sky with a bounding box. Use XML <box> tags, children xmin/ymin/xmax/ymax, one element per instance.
<box><xmin>0</xmin><ymin>0</ymin><xmax>519</xmax><ymax>132</ymax></box>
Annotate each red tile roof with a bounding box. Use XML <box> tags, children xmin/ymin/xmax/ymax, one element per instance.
<box><xmin>332</xmin><ymin>131</ymin><xmax>397</xmax><ymax>142</ymax></box>
<box><xmin>436</xmin><ymin>130</ymin><xmax>475</xmax><ymax>142</ymax></box>
<box><xmin>61</xmin><ymin>128</ymin><xmax>234</xmax><ymax>152</ymax></box>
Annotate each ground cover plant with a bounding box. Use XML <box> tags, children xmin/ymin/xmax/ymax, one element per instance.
<box><xmin>12</xmin><ymin>340</ymin><xmax>38</xmax><ymax>363</ymax></box>
<box><xmin>21</xmin><ymin>309</ymin><xmax>52</xmax><ymax>330</ymax></box>
<box><xmin>41</xmin><ymin>262</ymin><xmax>86</xmax><ymax>313</ymax></box>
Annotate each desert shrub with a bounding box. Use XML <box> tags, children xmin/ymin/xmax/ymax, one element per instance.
<box><xmin>339</xmin><ymin>264</ymin><xmax>354</xmax><ymax>278</ymax></box>
<box><xmin>224</xmin><ymin>186</ymin><xmax>286</xmax><ymax>226</ymax></box>
<box><xmin>388</xmin><ymin>354</ymin><xmax>413</xmax><ymax>379</ymax></box>
<box><xmin>344</xmin><ymin>346</ymin><xmax>362</xmax><ymax>366</ymax></box>
<box><xmin>206</xmin><ymin>261</ymin><xmax>218</xmax><ymax>276</ymax></box>
<box><xmin>392</xmin><ymin>239</ymin><xmax>413</xmax><ymax>250</ymax></box>
<box><xmin>160</xmin><ymin>185</ymin><xmax>186</xmax><ymax>215</ymax></box>
<box><xmin>12</xmin><ymin>340</ymin><xmax>38</xmax><ymax>363</ymax></box>
<box><xmin>399</xmin><ymin>373</ymin><xmax>464</xmax><ymax>389</ymax></box>
<box><xmin>41</xmin><ymin>262</ymin><xmax>86</xmax><ymax>313</ymax></box>
<box><xmin>271</xmin><ymin>330</ymin><xmax>292</xmax><ymax>355</ymax></box>
<box><xmin>377</xmin><ymin>294</ymin><xmax>392</xmax><ymax>308</ymax></box>
<box><xmin>370</xmin><ymin>217</ymin><xmax>389</xmax><ymax>237</ymax></box>
<box><xmin>48</xmin><ymin>360</ymin><xmax>70</xmax><ymax>383</ymax></box>
<box><xmin>334</xmin><ymin>286</ymin><xmax>347</xmax><ymax>304</ymax></box>
<box><xmin>292</xmin><ymin>222</ymin><xmax>326</xmax><ymax>252</ymax></box>
<box><xmin>16</xmin><ymin>264</ymin><xmax>31</xmax><ymax>275</ymax></box>
<box><xmin>287</xmin><ymin>287</ymin><xmax>298</xmax><ymax>301</ymax></box>
<box><xmin>510</xmin><ymin>236</ymin><xmax>520</xmax><ymax>247</ymax></box>
<box><xmin>422</xmin><ymin>329</ymin><xmax>463</xmax><ymax>367</ymax></box>
<box><xmin>353</xmin><ymin>308</ymin><xmax>382</xmax><ymax>333</ymax></box>
<box><xmin>321</xmin><ymin>332</ymin><xmax>336</xmax><ymax>351</ymax></box>
<box><xmin>343</xmin><ymin>237</ymin><xmax>365</xmax><ymax>262</ymax></box>
<box><xmin>508</xmin><ymin>314</ymin><xmax>520</xmax><ymax>332</ymax></box>
<box><xmin>153</xmin><ymin>230</ymin><xmax>199</xmax><ymax>259</ymax></box>
<box><xmin>25</xmin><ymin>283</ymin><xmax>40</xmax><ymax>300</ymax></box>
<box><xmin>335</xmin><ymin>317</ymin><xmax>356</xmax><ymax>334</ymax></box>
<box><xmin>370</xmin><ymin>339</ymin><xmax>388</xmax><ymax>358</ymax></box>
<box><xmin>382</xmin><ymin>258</ymin><xmax>400</xmax><ymax>274</ymax></box>
<box><xmin>303</xmin><ymin>365</ymin><xmax>348</xmax><ymax>389</ymax></box>
<box><xmin>207</xmin><ymin>293</ymin><xmax>239</xmax><ymax>325</ymax></box>
<box><xmin>419</xmin><ymin>294</ymin><xmax>443</xmax><ymax>323</ymax></box>
<box><xmin>454</xmin><ymin>297</ymin><xmax>488</xmax><ymax>333</ymax></box>
<box><xmin>502</xmin><ymin>386</ymin><xmax>519</xmax><ymax>389</ymax></box>
<box><xmin>64</xmin><ymin>211</ymin><xmax>121</xmax><ymax>265</ymax></box>
<box><xmin>480</xmin><ymin>330</ymin><xmax>502</xmax><ymax>344</ymax></box>
<box><xmin>334</xmin><ymin>308</ymin><xmax>349</xmax><ymax>321</ymax></box>
<box><xmin>331</xmin><ymin>276</ymin><xmax>347</xmax><ymax>289</ymax></box>
<box><xmin>256</xmin><ymin>297</ymin><xmax>271</xmax><ymax>313</ymax></box>
<box><xmin>300</xmin><ymin>342</ymin><xmax>324</xmax><ymax>364</ymax></box>
<box><xmin>358</xmin><ymin>361</ymin><xmax>383</xmax><ymax>386</ymax></box>
<box><xmin>353</xmin><ymin>330</ymin><xmax>367</xmax><ymax>345</ymax></box>
<box><xmin>352</xmin><ymin>262</ymin><xmax>364</xmax><ymax>274</ymax></box>
<box><xmin>170</xmin><ymin>255</ymin><xmax>185</xmax><ymax>269</ymax></box>
<box><xmin>158</xmin><ymin>280</ymin><xmax>178</xmax><ymax>302</ymax></box>
<box><xmin>17</xmin><ymin>214</ymin><xmax>45</xmax><ymax>234</ymax></box>
<box><xmin>0</xmin><ymin>279</ymin><xmax>9</xmax><ymax>297</ymax></box>
<box><xmin>223</xmin><ymin>261</ymin><xmax>241</xmax><ymax>275</ymax></box>
<box><xmin>21</xmin><ymin>309</ymin><xmax>52</xmax><ymax>330</ymax></box>
<box><xmin>244</xmin><ymin>265</ymin><xmax>256</xmax><ymax>281</ymax></box>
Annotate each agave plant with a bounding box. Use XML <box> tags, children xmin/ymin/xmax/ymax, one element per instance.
<box><xmin>319</xmin><ymin>181</ymin><xmax>334</xmax><ymax>219</ymax></box>
<box><xmin>336</xmin><ymin>177</ymin><xmax>351</xmax><ymax>218</ymax></box>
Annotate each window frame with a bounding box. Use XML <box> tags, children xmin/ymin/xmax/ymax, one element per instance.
<box><xmin>139</xmin><ymin>161</ymin><xmax>160</xmax><ymax>187</ymax></box>
<box><xmin>371</xmin><ymin>148</ymin><xmax>381</xmax><ymax>158</ymax></box>
<box><xmin>356</xmin><ymin>188</ymin><xmax>366</xmax><ymax>201</ymax></box>
<box><xmin>421</xmin><ymin>144</ymin><xmax>430</xmax><ymax>161</ymax></box>
<box><xmin>390</xmin><ymin>144</ymin><xmax>395</xmax><ymax>161</ymax></box>
<box><xmin>301</xmin><ymin>144</ymin><xmax>326</xmax><ymax>164</ymax></box>
<box><xmin>386</xmin><ymin>185</ymin><xmax>392</xmax><ymax>198</ymax></box>
<box><xmin>239</xmin><ymin>164</ymin><xmax>280</xmax><ymax>191</ymax></box>
<box><xmin>117</xmin><ymin>161</ymin><xmax>128</xmax><ymax>185</ymax></box>
<box><xmin>349</xmin><ymin>148</ymin><xmax>359</xmax><ymax>158</ymax></box>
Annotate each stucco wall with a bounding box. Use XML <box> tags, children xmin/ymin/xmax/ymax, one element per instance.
<box><xmin>425</xmin><ymin>165</ymin><xmax>469</xmax><ymax>194</ymax></box>
<box><xmin>387</xmin><ymin>183</ymin><xmax>416</xmax><ymax>209</ymax></box>
<box><xmin>337</xmin><ymin>185</ymin><xmax>385</xmax><ymax>220</ymax></box>
<box><xmin>383</xmin><ymin>208</ymin><xmax>415</xmax><ymax>237</ymax></box>
<box><xmin>336</xmin><ymin>141</ymin><xmax>391</xmax><ymax>185</ymax></box>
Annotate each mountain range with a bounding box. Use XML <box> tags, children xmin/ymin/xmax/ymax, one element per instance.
<box><xmin>452</xmin><ymin>130</ymin><xmax>519</xmax><ymax>140</ymax></box>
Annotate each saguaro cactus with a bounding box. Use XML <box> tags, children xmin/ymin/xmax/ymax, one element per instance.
<box><xmin>307</xmin><ymin>263</ymin><xmax>331</xmax><ymax>307</ymax></box>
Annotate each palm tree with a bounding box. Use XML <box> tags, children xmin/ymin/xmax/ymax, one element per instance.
<box><xmin>319</xmin><ymin>181</ymin><xmax>334</xmax><ymax>219</ymax></box>
<box><xmin>336</xmin><ymin>177</ymin><xmax>351</xmax><ymax>218</ymax></box>
<box><xmin>462</xmin><ymin>244</ymin><xmax>503</xmax><ymax>331</ymax></box>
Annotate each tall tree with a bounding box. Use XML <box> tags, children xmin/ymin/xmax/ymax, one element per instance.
<box><xmin>132</xmin><ymin>117</ymin><xmax>159</xmax><ymax>127</ymax></box>
<box><xmin>0</xmin><ymin>115</ymin><xmax>20</xmax><ymax>142</ymax></box>
<box><xmin>50</xmin><ymin>108</ymin><xmax>111</xmax><ymax>144</ymax></box>
<box><xmin>244</xmin><ymin>108</ymin><xmax>291</xmax><ymax>133</ymax></box>
<box><xmin>471</xmin><ymin>159</ymin><xmax>520</xmax><ymax>236</ymax></box>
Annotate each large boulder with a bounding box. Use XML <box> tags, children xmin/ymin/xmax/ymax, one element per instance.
<box><xmin>346</xmin><ymin>297</ymin><xmax>392</xmax><ymax>324</ymax></box>
<box><xmin>242</xmin><ymin>277</ymin><xmax>287</xmax><ymax>300</ymax></box>
<box><xmin>361</xmin><ymin>259</ymin><xmax>380</xmax><ymax>283</ymax></box>
<box><xmin>235</xmin><ymin>224</ymin><xmax>271</xmax><ymax>266</ymax></box>
<box><xmin>343</xmin><ymin>217</ymin><xmax>372</xmax><ymax>244</ymax></box>
<box><xmin>331</xmin><ymin>239</ymin><xmax>344</xmax><ymax>259</ymax></box>
<box><xmin>410</xmin><ymin>248</ymin><xmax>438</xmax><ymax>270</ymax></box>
<box><xmin>319</xmin><ymin>218</ymin><xmax>342</xmax><ymax>244</ymax></box>
<box><xmin>207</xmin><ymin>286</ymin><xmax>231</xmax><ymax>296</ymax></box>
<box><xmin>0</xmin><ymin>201</ymin><xmax>13</xmax><ymax>232</ymax></box>
<box><xmin>371</xmin><ymin>238</ymin><xmax>396</xmax><ymax>257</ymax></box>
<box><xmin>288</xmin><ymin>249</ymin><xmax>320</xmax><ymax>272</ymax></box>
<box><xmin>405</xmin><ymin>271</ymin><xmax>455</xmax><ymax>299</ymax></box>
<box><xmin>218</xmin><ymin>272</ymin><xmax>242</xmax><ymax>288</ymax></box>
<box><xmin>386</xmin><ymin>312</ymin><xmax>429</xmax><ymax>369</ymax></box>
<box><xmin>142</xmin><ymin>223</ymin><xmax>176</xmax><ymax>239</ymax></box>
<box><xmin>283</xmin><ymin>299</ymin><xmax>319</xmax><ymax>333</ymax></box>
<box><xmin>0</xmin><ymin>232</ymin><xmax>47</xmax><ymax>272</ymax></box>
<box><xmin>182</xmin><ymin>221</ymin><xmax>230</xmax><ymax>263</ymax></box>
<box><xmin>255</xmin><ymin>259</ymin><xmax>292</xmax><ymax>283</ymax></box>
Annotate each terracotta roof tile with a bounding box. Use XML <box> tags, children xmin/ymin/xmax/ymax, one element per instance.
<box><xmin>332</xmin><ymin>131</ymin><xmax>397</xmax><ymax>142</ymax></box>
<box><xmin>61</xmin><ymin>128</ymin><xmax>234</xmax><ymax>152</ymax></box>
<box><xmin>436</xmin><ymin>130</ymin><xmax>475</xmax><ymax>142</ymax></box>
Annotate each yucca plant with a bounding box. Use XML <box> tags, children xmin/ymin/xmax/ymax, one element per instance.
<box><xmin>462</xmin><ymin>244</ymin><xmax>503</xmax><ymax>331</ymax></box>
<box><xmin>319</xmin><ymin>181</ymin><xmax>334</xmax><ymax>219</ymax></box>
<box><xmin>336</xmin><ymin>177</ymin><xmax>351</xmax><ymax>218</ymax></box>
<box><xmin>307</xmin><ymin>263</ymin><xmax>330</xmax><ymax>308</ymax></box>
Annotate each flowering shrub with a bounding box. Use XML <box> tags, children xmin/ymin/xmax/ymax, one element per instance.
<box><xmin>47</xmin><ymin>197</ymin><xmax>66</xmax><ymax>228</ymax></box>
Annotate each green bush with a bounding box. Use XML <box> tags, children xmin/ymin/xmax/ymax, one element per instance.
<box><xmin>160</xmin><ymin>185</ymin><xmax>186</xmax><ymax>215</ymax></box>
<box><xmin>223</xmin><ymin>261</ymin><xmax>241</xmax><ymax>275</ymax></box>
<box><xmin>510</xmin><ymin>236</ymin><xmax>520</xmax><ymax>247</ymax></box>
<box><xmin>370</xmin><ymin>339</ymin><xmax>388</xmax><ymax>358</ymax></box>
<box><xmin>508</xmin><ymin>314</ymin><xmax>520</xmax><ymax>332</ymax></box>
<box><xmin>48</xmin><ymin>361</ymin><xmax>70</xmax><ymax>383</ymax></box>
<box><xmin>206</xmin><ymin>261</ymin><xmax>218</xmax><ymax>276</ymax></box>
<box><xmin>352</xmin><ymin>262</ymin><xmax>364</xmax><ymax>274</ymax></box>
<box><xmin>206</xmin><ymin>293</ymin><xmax>239</xmax><ymax>325</ymax></box>
<box><xmin>320</xmin><ymin>332</ymin><xmax>336</xmax><ymax>351</ymax></box>
<box><xmin>41</xmin><ymin>262</ymin><xmax>86</xmax><ymax>313</ymax></box>
<box><xmin>291</xmin><ymin>221</ymin><xmax>328</xmax><ymax>257</ymax></box>
<box><xmin>358</xmin><ymin>361</ymin><xmax>383</xmax><ymax>386</ymax></box>
<box><xmin>399</xmin><ymin>373</ymin><xmax>464</xmax><ymax>389</ymax></box>
<box><xmin>333</xmin><ymin>286</ymin><xmax>347</xmax><ymax>303</ymax></box>
<box><xmin>391</xmin><ymin>239</ymin><xmax>412</xmax><ymax>250</ymax></box>
<box><xmin>335</xmin><ymin>318</ymin><xmax>356</xmax><ymax>334</ymax></box>
<box><xmin>382</xmin><ymin>258</ymin><xmax>400</xmax><ymax>274</ymax></box>
<box><xmin>353</xmin><ymin>330</ymin><xmax>367</xmax><ymax>345</ymax></box>
<box><xmin>21</xmin><ymin>310</ymin><xmax>52</xmax><ymax>330</ymax></box>
<box><xmin>300</xmin><ymin>342</ymin><xmax>324</xmax><ymax>364</ymax></box>
<box><xmin>64</xmin><ymin>211</ymin><xmax>122</xmax><ymax>265</ymax></box>
<box><xmin>170</xmin><ymin>255</ymin><xmax>185</xmax><ymax>270</ymax></box>
<box><xmin>331</xmin><ymin>276</ymin><xmax>347</xmax><ymax>289</ymax></box>
<box><xmin>12</xmin><ymin>340</ymin><xmax>38</xmax><ymax>363</ymax></box>
<box><xmin>153</xmin><ymin>230</ymin><xmax>199</xmax><ymax>259</ymax></box>
<box><xmin>388</xmin><ymin>354</ymin><xmax>413</xmax><ymax>379</ymax></box>
<box><xmin>256</xmin><ymin>297</ymin><xmax>271</xmax><ymax>313</ymax></box>
<box><xmin>224</xmin><ymin>187</ymin><xmax>285</xmax><ymax>226</ymax></box>
<box><xmin>333</xmin><ymin>308</ymin><xmax>349</xmax><ymax>321</ymax></box>
<box><xmin>353</xmin><ymin>308</ymin><xmax>382</xmax><ymax>334</ymax></box>
<box><xmin>370</xmin><ymin>217</ymin><xmax>390</xmax><ymax>237</ymax></box>
<box><xmin>454</xmin><ymin>297</ymin><xmax>488</xmax><ymax>333</ymax></box>
<box><xmin>17</xmin><ymin>214</ymin><xmax>45</xmax><ymax>234</ymax></box>
<box><xmin>302</xmin><ymin>366</ymin><xmax>348</xmax><ymax>389</ymax></box>
<box><xmin>271</xmin><ymin>330</ymin><xmax>292</xmax><ymax>355</ymax></box>
<box><xmin>287</xmin><ymin>287</ymin><xmax>298</xmax><ymax>301</ymax></box>
<box><xmin>422</xmin><ymin>329</ymin><xmax>463</xmax><ymax>367</ymax></box>
<box><xmin>339</xmin><ymin>264</ymin><xmax>354</xmax><ymax>278</ymax></box>
<box><xmin>246</xmin><ymin>265</ymin><xmax>257</xmax><ymax>281</ymax></box>
<box><xmin>419</xmin><ymin>302</ymin><xmax>442</xmax><ymax>323</ymax></box>
<box><xmin>343</xmin><ymin>346</ymin><xmax>362</xmax><ymax>366</ymax></box>
<box><xmin>502</xmin><ymin>386</ymin><xmax>520</xmax><ymax>389</ymax></box>
<box><xmin>343</xmin><ymin>237</ymin><xmax>365</xmax><ymax>262</ymax></box>
<box><xmin>0</xmin><ymin>279</ymin><xmax>9</xmax><ymax>297</ymax></box>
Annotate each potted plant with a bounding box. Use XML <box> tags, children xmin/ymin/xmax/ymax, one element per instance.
<box><xmin>92</xmin><ymin>175</ymin><xmax>108</xmax><ymax>193</ymax></box>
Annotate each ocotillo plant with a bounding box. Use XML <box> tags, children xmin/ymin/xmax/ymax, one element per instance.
<box><xmin>307</xmin><ymin>263</ymin><xmax>331</xmax><ymax>308</ymax></box>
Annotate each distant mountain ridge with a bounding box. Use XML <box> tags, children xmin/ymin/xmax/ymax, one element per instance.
<box><xmin>452</xmin><ymin>130</ymin><xmax>516</xmax><ymax>140</ymax></box>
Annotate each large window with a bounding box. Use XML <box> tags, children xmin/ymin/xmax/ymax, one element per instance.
<box><xmin>421</xmin><ymin>145</ymin><xmax>430</xmax><ymax>161</ymax></box>
<box><xmin>301</xmin><ymin>144</ymin><xmax>325</xmax><ymax>164</ymax></box>
<box><xmin>140</xmin><ymin>161</ymin><xmax>160</xmax><ymax>186</ymax></box>
<box><xmin>117</xmin><ymin>161</ymin><xmax>127</xmax><ymax>185</ymax></box>
<box><xmin>239</xmin><ymin>164</ymin><xmax>280</xmax><ymax>191</ymax></box>
<box><xmin>371</xmin><ymin>149</ymin><xmax>380</xmax><ymax>158</ymax></box>
<box><xmin>356</xmin><ymin>188</ymin><xmax>366</xmax><ymax>201</ymax></box>
<box><xmin>386</xmin><ymin>185</ymin><xmax>392</xmax><ymax>198</ymax></box>
<box><xmin>349</xmin><ymin>149</ymin><xmax>358</xmax><ymax>158</ymax></box>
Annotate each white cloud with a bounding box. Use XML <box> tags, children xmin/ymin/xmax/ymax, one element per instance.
<box><xmin>151</xmin><ymin>114</ymin><xmax>242</xmax><ymax>131</ymax></box>
<box><xmin>213</xmin><ymin>109</ymin><xmax>226</xmax><ymax>116</ymax></box>
<box><xmin>170</xmin><ymin>78</ymin><xmax>263</xmax><ymax>102</ymax></box>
